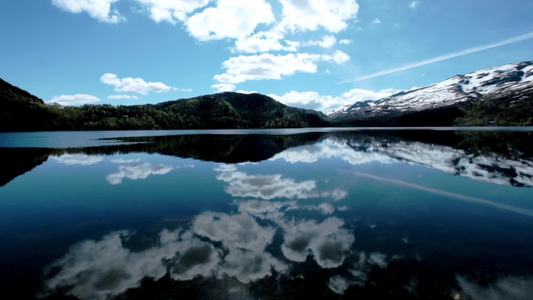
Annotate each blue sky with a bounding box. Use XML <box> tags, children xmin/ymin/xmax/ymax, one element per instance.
<box><xmin>1</xmin><ymin>0</ymin><xmax>532</xmax><ymax>112</ymax></box>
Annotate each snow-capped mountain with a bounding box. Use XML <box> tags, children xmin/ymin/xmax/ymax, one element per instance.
<box><xmin>331</xmin><ymin>61</ymin><xmax>533</xmax><ymax>120</ymax></box>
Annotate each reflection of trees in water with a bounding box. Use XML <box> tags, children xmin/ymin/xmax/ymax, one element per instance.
<box><xmin>2</xmin><ymin>130</ymin><xmax>532</xmax><ymax>187</ymax></box>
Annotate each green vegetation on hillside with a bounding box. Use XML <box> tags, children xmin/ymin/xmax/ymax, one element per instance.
<box><xmin>0</xmin><ymin>79</ymin><xmax>330</xmax><ymax>131</ymax></box>
<box><xmin>453</xmin><ymin>96</ymin><xmax>533</xmax><ymax>126</ymax></box>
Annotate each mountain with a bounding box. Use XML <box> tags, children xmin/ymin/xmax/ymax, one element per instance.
<box><xmin>154</xmin><ymin>92</ymin><xmax>330</xmax><ymax>128</ymax></box>
<box><xmin>331</xmin><ymin>61</ymin><xmax>533</xmax><ymax>126</ymax></box>
<box><xmin>0</xmin><ymin>80</ymin><xmax>330</xmax><ymax>131</ymax></box>
<box><xmin>0</xmin><ymin>78</ymin><xmax>51</xmax><ymax>131</ymax></box>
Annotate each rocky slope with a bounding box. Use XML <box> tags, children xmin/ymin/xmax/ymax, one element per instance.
<box><xmin>331</xmin><ymin>61</ymin><xmax>533</xmax><ymax>125</ymax></box>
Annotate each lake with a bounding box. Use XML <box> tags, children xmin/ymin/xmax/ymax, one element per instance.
<box><xmin>1</xmin><ymin>128</ymin><xmax>532</xmax><ymax>300</ymax></box>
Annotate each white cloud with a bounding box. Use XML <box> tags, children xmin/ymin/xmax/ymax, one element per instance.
<box><xmin>372</xmin><ymin>18</ymin><xmax>381</xmax><ymax>24</ymax></box>
<box><xmin>135</xmin><ymin>0</ymin><xmax>210</xmax><ymax>23</ymax></box>
<box><xmin>409</xmin><ymin>1</ymin><xmax>421</xmax><ymax>10</ymax></box>
<box><xmin>322</xmin><ymin>50</ymin><xmax>350</xmax><ymax>64</ymax></box>
<box><xmin>52</xmin><ymin>0</ymin><xmax>125</xmax><ymax>23</ymax></box>
<box><xmin>278</xmin><ymin>0</ymin><xmax>359</xmax><ymax>33</ymax></box>
<box><xmin>105</xmin><ymin>163</ymin><xmax>173</xmax><ymax>185</ymax></box>
<box><xmin>46</xmin><ymin>94</ymin><xmax>100</xmax><ymax>106</ymax></box>
<box><xmin>233</xmin><ymin>31</ymin><xmax>299</xmax><ymax>53</ymax></box>
<box><xmin>213</xmin><ymin>53</ymin><xmax>321</xmax><ymax>84</ymax></box>
<box><xmin>213</xmin><ymin>51</ymin><xmax>349</xmax><ymax>86</ymax></box>
<box><xmin>107</xmin><ymin>94</ymin><xmax>139</xmax><ymax>100</ymax></box>
<box><xmin>100</xmin><ymin>73</ymin><xmax>173</xmax><ymax>95</ymax></box>
<box><xmin>269</xmin><ymin>88</ymin><xmax>395</xmax><ymax>112</ymax></box>
<box><xmin>301</xmin><ymin>35</ymin><xmax>337</xmax><ymax>48</ymax></box>
<box><xmin>211</xmin><ymin>83</ymin><xmax>236</xmax><ymax>92</ymax></box>
<box><xmin>186</xmin><ymin>0</ymin><xmax>275</xmax><ymax>41</ymax></box>
<box><xmin>339</xmin><ymin>39</ymin><xmax>352</xmax><ymax>45</ymax></box>
<box><xmin>51</xmin><ymin>154</ymin><xmax>103</xmax><ymax>166</ymax></box>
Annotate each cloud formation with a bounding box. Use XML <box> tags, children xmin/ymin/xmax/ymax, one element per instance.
<box><xmin>46</xmin><ymin>94</ymin><xmax>100</xmax><ymax>106</ymax></box>
<box><xmin>52</xmin><ymin>0</ymin><xmax>125</xmax><ymax>23</ymax></box>
<box><xmin>278</xmin><ymin>0</ymin><xmax>359</xmax><ymax>33</ymax></box>
<box><xmin>107</xmin><ymin>94</ymin><xmax>139</xmax><ymax>100</ymax></box>
<box><xmin>100</xmin><ymin>73</ymin><xmax>174</xmax><ymax>95</ymax></box>
<box><xmin>186</xmin><ymin>0</ymin><xmax>275</xmax><ymax>41</ymax></box>
<box><xmin>213</xmin><ymin>51</ymin><xmax>349</xmax><ymax>87</ymax></box>
<box><xmin>269</xmin><ymin>88</ymin><xmax>395</xmax><ymax>112</ymax></box>
<box><xmin>135</xmin><ymin>0</ymin><xmax>210</xmax><ymax>23</ymax></box>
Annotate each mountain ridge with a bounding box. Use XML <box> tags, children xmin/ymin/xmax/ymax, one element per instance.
<box><xmin>330</xmin><ymin>61</ymin><xmax>533</xmax><ymax>126</ymax></box>
<box><xmin>1</xmin><ymin>60</ymin><xmax>532</xmax><ymax>131</ymax></box>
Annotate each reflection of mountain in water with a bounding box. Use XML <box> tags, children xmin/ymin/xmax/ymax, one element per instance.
<box><xmin>1</xmin><ymin>130</ymin><xmax>532</xmax><ymax>187</ymax></box>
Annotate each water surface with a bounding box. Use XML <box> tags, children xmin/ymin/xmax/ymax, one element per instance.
<box><xmin>1</xmin><ymin>128</ymin><xmax>532</xmax><ymax>299</ymax></box>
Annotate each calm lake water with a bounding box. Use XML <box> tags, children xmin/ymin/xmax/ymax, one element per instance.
<box><xmin>1</xmin><ymin>128</ymin><xmax>532</xmax><ymax>299</ymax></box>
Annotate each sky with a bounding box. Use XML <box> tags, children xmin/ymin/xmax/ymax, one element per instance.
<box><xmin>0</xmin><ymin>0</ymin><xmax>532</xmax><ymax>113</ymax></box>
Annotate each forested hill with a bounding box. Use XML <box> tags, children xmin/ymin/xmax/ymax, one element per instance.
<box><xmin>0</xmin><ymin>79</ymin><xmax>330</xmax><ymax>131</ymax></box>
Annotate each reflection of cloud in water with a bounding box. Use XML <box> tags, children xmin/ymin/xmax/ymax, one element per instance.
<box><xmin>106</xmin><ymin>163</ymin><xmax>173</xmax><ymax>185</ymax></box>
<box><xmin>193</xmin><ymin>212</ymin><xmax>275</xmax><ymax>253</ymax></box>
<box><xmin>271</xmin><ymin>141</ymin><xmax>396</xmax><ymax>165</ymax></box>
<box><xmin>281</xmin><ymin>218</ymin><xmax>355</xmax><ymax>268</ymax></box>
<box><xmin>215</xmin><ymin>165</ymin><xmax>348</xmax><ymax>201</ymax></box>
<box><xmin>217</xmin><ymin>171</ymin><xmax>317</xmax><ymax>200</ymax></box>
<box><xmin>111</xmin><ymin>158</ymin><xmax>141</xmax><ymax>164</ymax></box>
<box><xmin>44</xmin><ymin>199</ymin><xmax>358</xmax><ymax>299</ymax></box>
<box><xmin>51</xmin><ymin>154</ymin><xmax>103</xmax><ymax>165</ymax></box>
<box><xmin>456</xmin><ymin>276</ymin><xmax>533</xmax><ymax>300</ymax></box>
<box><xmin>328</xmin><ymin>275</ymin><xmax>353</xmax><ymax>295</ymax></box>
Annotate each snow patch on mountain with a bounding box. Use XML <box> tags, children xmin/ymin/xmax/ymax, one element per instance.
<box><xmin>331</xmin><ymin>61</ymin><xmax>533</xmax><ymax>118</ymax></box>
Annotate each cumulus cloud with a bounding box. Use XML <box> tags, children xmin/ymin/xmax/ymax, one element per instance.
<box><xmin>233</xmin><ymin>31</ymin><xmax>299</xmax><ymax>53</ymax></box>
<box><xmin>339</xmin><ymin>39</ymin><xmax>353</xmax><ymax>45</ymax></box>
<box><xmin>281</xmin><ymin>217</ymin><xmax>355</xmax><ymax>268</ymax></box>
<box><xmin>214</xmin><ymin>51</ymin><xmax>349</xmax><ymax>86</ymax></box>
<box><xmin>372</xmin><ymin>18</ymin><xmax>382</xmax><ymax>24</ymax></box>
<box><xmin>52</xmin><ymin>0</ymin><xmax>125</xmax><ymax>23</ymax></box>
<box><xmin>100</xmin><ymin>73</ymin><xmax>173</xmax><ymax>95</ymax></box>
<box><xmin>322</xmin><ymin>50</ymin><xmax>350</xmax><ymax>64</ymax></box>
<box><xmin>51</xmin><ymin>154</ymin><xmax>103</xmax><ymax>166</ymax></box>
<box><xmin>409</xmin><ymin>1</ymin><xmax>421</xmax><ymax>10</ymax></box>
<box><xmin>301</xmin><ymin>35</ymin><xmax>337</xmax><ymax>48</ymax></box>
<box><xmin>278</xmin><ymin>0</ymin><xmax>359</xmax><ymax>33</ymax></box>
<box><xmin>105</xmin><ymin>163</ymin><xmax>173</xmax><ymax>185</ymax></box>
<box><xmin>135</xmin><ymin>0</ymin><xmax>210</xmax><ymax>23</ymax></box>
<box><xmin>213</xmin><ymin>53</ymin><xmax>321</xmax><ymax>84</ymax></box>
<box><xmin>269</xmin><ymin>88</ymin><xmax>396</xmax><ymax>113</ymax></box>
<box><xmin>186</xmin><ymin>0</ymin><xmax>275</xmax><ymax>41</ymax></box>
<box><xmin>107</xmin><ymin>94</ymin><xmax>139</xmax><ymax>100</ymax></box>
<box><xmin>211</xmin><ymin>83</ymin><xmax>236</xmax><ymax>92</ymax></box>
<box><xmin>46</xmin><ymin>94</ymin><xmax>100</xmax><ymax>106</ymax></box>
